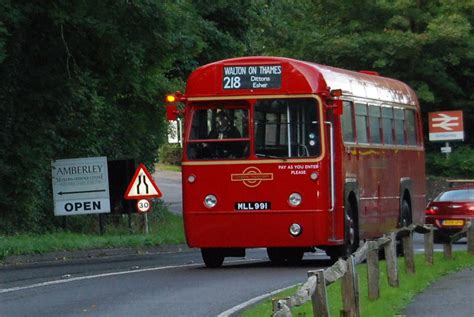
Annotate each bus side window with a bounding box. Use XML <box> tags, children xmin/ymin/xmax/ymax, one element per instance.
<box><xmin>394</xmin><ymin>108</ymin><xmax>405</xmax><ymax>145</ymax></box>
<box><xmin>406</xmin><ymin>109</ymin><xmax>417</xmax><ymax>146</ymax></box>
<box><xmin>381</xmin><ymin>106</ymin><xmax>394</xmax><ymax>145</ymax></box>
<box><xmin>368</xmin><ymin>104</ymin><xmax>382</xmax><ymax>144</ymax></box>
<box><xmin>342</xmin><ymin>101</ymin><xmax>355</xmax><ymax>142</ymax></box>
<box><xmin>355</xmin><ymin>103</ymin><xmax>368</xmax><ymax>144</ymax></box>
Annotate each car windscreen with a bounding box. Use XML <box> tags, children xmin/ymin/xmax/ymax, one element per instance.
<box><xmin>436</xmin><ymin>189</ymin><xmax>474</xmax><ymax>202</ymax></box>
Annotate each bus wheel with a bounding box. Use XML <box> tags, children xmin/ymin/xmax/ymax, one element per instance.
<box><xmin>201</xmin><ymin>248</ymin><xmax>224</xmax><ymax>268</ymax></box>
<box><xmin>267</xmin><ymin>248</ymin><xmax>304</xmax><ymax>264</ymax></box>
<box><xmin>286</xmin><ymin>248</ymin><xmax>304</xmax><ymax>264</ymax></box>
<box><xmin>325</xmin><ymin>203</ymin><xmax>359</xmax><ymax>260</ymax></box>
<box><xmin>397</xmin><ymin>199</ymin><xmax>413</xmax><ymax>255</ymax></box>
<box><xmin>267</xmin><ymin>248</ymin><xmax>286</xmax><ymax>264</ymax></box>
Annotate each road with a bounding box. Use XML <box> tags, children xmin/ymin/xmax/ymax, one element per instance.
<box><xmin>1</xmin><ymin>171</ymin><xmax>467</xmax><ymax>316</ymax></box>
<box><xmin>0</xmin><ymin>249</ymin><xmax>332</xmax><ymax>316</ymax></box>
<box><xmin>153</xmin><ymin>169</ymin><xmax>182</xmax><ymax>214</ymax></box>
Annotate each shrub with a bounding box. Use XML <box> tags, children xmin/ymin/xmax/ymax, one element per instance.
<box><xmin>158</xmin><ymin>144</ymin><xmax>182</xmax><ymax>166</ymax></box>
<box><xmin>426</xmin><ymin>146</ymin><xmax>474</xmax><ymax>177</ymax></box>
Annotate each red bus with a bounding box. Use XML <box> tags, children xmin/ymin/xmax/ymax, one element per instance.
<box><xmin>167</xmin><ymin>57</ymin><xmax>426</xmax><ymax>267</ymax></box>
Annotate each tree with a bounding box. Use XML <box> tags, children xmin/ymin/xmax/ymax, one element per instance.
<box><xmin>0</xmin><ymin>1</ymin><xmax>203</xmax><ymax>233</ymax></box>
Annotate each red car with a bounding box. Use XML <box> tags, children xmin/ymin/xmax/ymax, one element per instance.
<box><xmin>425</xmin><ymin>184</ymin><xmax>474</xmax><ymax>243</ymax></box>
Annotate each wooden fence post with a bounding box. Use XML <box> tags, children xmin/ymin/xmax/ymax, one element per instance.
<box><xmin>272</xmin><ymin>297</ymin><xmax>291</xmax><ymax>317</ymax></box>
<box><xmin>402</xmin><ymin>230</ymin><xmax>415</xmax><ymax>274</ymax></box>
<box><xmin>467</xmin><ymin>221</ymin><xmax>474</xmax><ymax>256</ymax></box>
<box><xmin>308</xmin><ymin>270</ymin><xmax>329</xmax><ymax>317</ymax></box>
<box><xmin>341</xmin><ymin>256</ymin><xmax>360</xmax><ymax>317</ymax></box>
<box><xmin>272</xmin><ymin>298</ymin><xmax>279</xmax><ymax>313</ymax></box>
<box><xmin>424</xmin><ymin>225</ymin><xmax>434</xmax><ymax>265</ymax></box>
<box><xmin>367</xmin><ymin>241</ymin><xmax>380</xmax><ymax>300</ymax></box>
<box><xmin>443</xmin><ymin>243</ymin><xmax>453</xmax><ymax>259</ymax></box>
<box><xmin>384</xmin><ymin>232</ymin><xmax>399</xmax><ymax>287</ymax></box>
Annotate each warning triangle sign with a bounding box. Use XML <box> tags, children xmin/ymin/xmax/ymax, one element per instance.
<box><xmin>124</xmin><ymin>164</ymin><xmax>162</xmax><ymax>200</ymax></box>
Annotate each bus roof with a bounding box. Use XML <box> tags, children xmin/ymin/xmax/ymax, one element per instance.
<box><xmin>185</xmin><ymin>56</ymin><xmax>419</xmax><ymax>107</ymax></box>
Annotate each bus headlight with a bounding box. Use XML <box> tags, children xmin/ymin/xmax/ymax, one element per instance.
<box><xmin>204</xmin><ymin>194</ymin><xmax>217</xmax><ymax>208</ymax></box>
<box><xmin>288</xmin><ymin>193</ymin><xmax>302</xmax><ymax>207</ymax></box>
<box><xmin>188</xmin><ymin>175</ymin><xmax>196</xmax><ymax>183</ymax></box>
<box><xmin>289</xmin><ymin>223</ymin><xmax>302</xmax><ymax>237</ymax></box>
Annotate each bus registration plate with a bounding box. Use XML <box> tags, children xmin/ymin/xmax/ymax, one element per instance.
<box><xmin>235</xmin><ymin>202</ymin><xmax>271</xmax><ymax>211</ymax></box>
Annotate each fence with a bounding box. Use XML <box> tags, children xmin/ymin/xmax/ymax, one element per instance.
<box><xmin>272</xmin><ymin>222</ymin><xmax>474</xmax><ymax>317</ymax></box>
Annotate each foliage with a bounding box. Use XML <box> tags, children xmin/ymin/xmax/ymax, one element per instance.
<box><xmin>248</xmin><ymin>0</ymin><xmax>474</xmax><ymax>147</ymax></box>
<box><xmin>158</xmin><ymin>144</ymin><xmax>182</xmax><ymax>166</ymax></box>
<box><xmin>0</xmin><ymin>202</ymin><xmax>184</xmax><ymax>260</ymax></box>
<box><xmin>426</xmin><ymin>146</ymin><xmax>474</xmax><ymax>177</ymax></box>
<box><xmin>0</xmin><ymin>0</ymin><xmax>473</xmax><ymax>234</ymax></box>
<box><xmin>242</xmin><ymin>251</ymin><xmax>474</xmax><ymax>316</ymax></box>
<box><xmin>0</xmin><ymin>1</ymin><xmax>249</xmax><ymax>234</ymax></box>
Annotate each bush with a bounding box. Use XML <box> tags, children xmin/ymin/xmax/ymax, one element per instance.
<box><xmin>426</xmin><ymin>146</ymin><xmax>474</xmax><ymax>177</ymax></box>
<box><xmin>158</xmin><ymin>144</ymin><xmax>182</xmax><ymax>166</ymax></box>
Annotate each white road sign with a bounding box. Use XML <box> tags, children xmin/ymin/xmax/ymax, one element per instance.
<box><xmin>52</xmin><ymin>156</ymin><xmax>111</xmax><ymax>216</ymax></box>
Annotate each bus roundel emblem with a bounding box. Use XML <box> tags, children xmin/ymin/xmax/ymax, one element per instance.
<box><xmin>231</xmin><ymin>166</ymin><xmax>274</xmax><ymax>188</ymax></box>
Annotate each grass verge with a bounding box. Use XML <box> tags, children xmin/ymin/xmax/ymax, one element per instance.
<box><xmin>242</xmin><ymin>251</ymin><xmax>474</xmax><ymax>316</ymax></box>
<box><xmin>0</xmin><ymin>207</ymin><xmax>185</xmax><ymax>261</ymax></box>
<box><xmin>155</xmin><ymin>163</ymin><xmax>181</xmax><ymax>172</ymax></box>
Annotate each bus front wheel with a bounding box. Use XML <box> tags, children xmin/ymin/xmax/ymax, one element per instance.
<box><xmin>201</xmin><ymin>248</ymin><xmax>224</xmax><ymax>268</ymax></box>
<box><xmin>325</xmin><ymin>202</ymin><xmax>359</xmax><ymax>260</ymax></box>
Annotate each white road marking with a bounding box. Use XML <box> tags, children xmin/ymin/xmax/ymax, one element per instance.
<box><xmin>217</xmin><ymin>284</ymin><xmax>298</xmax><ymax>317</ymax></box>
<box><xmin>0</xmin><ymin>258</ymin><xmax>261</xmax><ymax>294</ymax></box>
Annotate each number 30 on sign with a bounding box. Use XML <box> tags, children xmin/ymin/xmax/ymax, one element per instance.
<box><xmin>136</xmin><ymin>199</ymin><xmax>151</xmax><ymax>213</ymax></box>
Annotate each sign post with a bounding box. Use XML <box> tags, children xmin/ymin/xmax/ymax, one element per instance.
<box><xmin>124</xmin><ymin>164</ymin><xmax>162</xmax><ymax>234</ymax></box>
<box><xmin>428</xmin><ymin>111</ymin><xmax>464</xmax><ymax>158</ymax></box>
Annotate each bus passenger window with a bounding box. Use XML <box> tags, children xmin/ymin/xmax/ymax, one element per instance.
<box><xmin>355</xmin><ymin>103</ymin><xmax>368</xmax><ymax>144</ymax></box>
<box><xmin>342</xmin><ymin>101</ymin><xmax>355</xmax><ymax>142</ymax></box>
<box><xmin>254</xmin><ymin>98</ymin><xmax>320</xmax><ymax>158</ymax></box>
<box><xmin>381</xmin><ymin>107</ymin><xmax>394</xmax><ymax>145</ymax></box>
<box><xmin>394</xmin><ymin>108</ymin><xmax>405</xmax><ymax>145</ymax></box>
<box><xmin>406</xmin><ymin>109</ymin><xmax>417</xmax><ymax>145</ymax></box>
<box><xmin>368</xmin><ymin>105</ymin><xmax>382</xmax><ymax>144</ymax></box>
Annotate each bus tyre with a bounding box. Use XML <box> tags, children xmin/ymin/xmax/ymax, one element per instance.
<box><xmin>397</xmin><ymin>199</ymin><xmax>413</xmax><ymax>256</ymax></box>
<box><xmin>267</xmin><ymin>248</ymin><xmax>304</xmax><ymax>264</ymax></box>
<box><xmin>325</xmin><ymin>203</ymin><xmax>359</xmax><ymax>261</ymax></box>
<box><xmin>267</xmin><ymin>248</ymin><xmax>286</xmax><ymax>264</ymax></box>
<box><xmin>201</xmin><ymin>248</ymin><xmax>224</xmax><ymax>268</ymax></box>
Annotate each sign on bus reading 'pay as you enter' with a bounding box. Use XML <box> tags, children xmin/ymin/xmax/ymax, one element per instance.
<box><xmin>428</xmin><ymin>111</ymin><xmax>464</xmax><ymax>142</ymax></box>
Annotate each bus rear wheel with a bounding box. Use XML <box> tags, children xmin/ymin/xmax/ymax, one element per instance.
<box><xmin>396</xmin><ymin>199</ymin><xmax>413</xmax><ymax>255</ymax></box>
<box><xmin>201</xmin><ymin>248</ymin><xmax>224</xmax><ymax>268</ymax></box>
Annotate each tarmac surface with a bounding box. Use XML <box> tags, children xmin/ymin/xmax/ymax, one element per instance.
<box><xmin>3</xmin><ymin>246</ymin><xmax>474</xmax><ymax>316</ymax></box>
<box><xmin>404</xmin><ymin>267</ymin><xmax>474</xmax><ymax>317</ymax></box>
<box><xmin>4</xmin><ymin>168</ymin><xmax>474</xmax><ymax>315</ymax></box>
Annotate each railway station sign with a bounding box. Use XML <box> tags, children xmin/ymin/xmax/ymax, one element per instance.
<box><xmin>222</xmin><ymin>64</ymin><xmax>282</xmax><ymax>90</ymax></box>
<box><xmin>428</xmin><ymin>111</ymin><xmax>464</xmax><ymax>141</ymax></box>
<box><xmin>124</xmin><ymin>164</ymin><xmax>162</xmax><ymax>200</ymax></box>
<box><xmin>52</xmin><ymin>156</ymin><xmax>110</xmax><ymax>216</ymax></box>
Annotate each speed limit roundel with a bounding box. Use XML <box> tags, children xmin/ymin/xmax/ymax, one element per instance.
<box><xmin>136</xmin><ymin>199</ymin><xmax>151</xmax><ymax>213</ymax></box>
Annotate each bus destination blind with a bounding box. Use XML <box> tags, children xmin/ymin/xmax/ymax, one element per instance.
<box><xmin>223</xmin><ymin>65</ymin><xmax>281</xmax><ymax>90</ymax></box>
